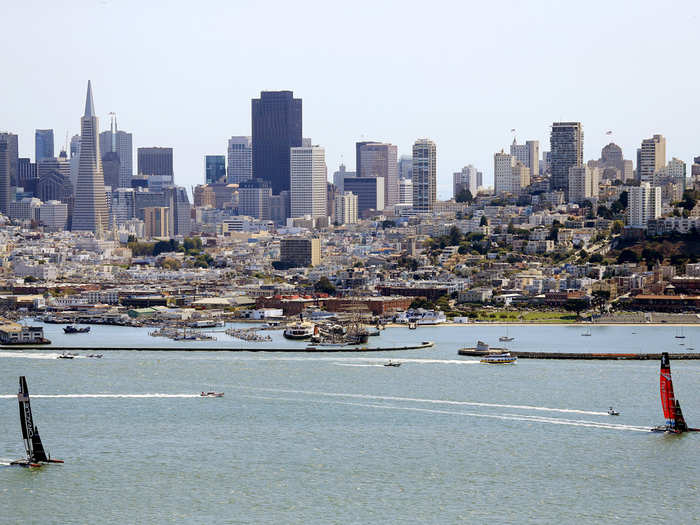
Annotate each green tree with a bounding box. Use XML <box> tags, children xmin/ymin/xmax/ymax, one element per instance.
<box><xmin>455</xmin><ymin>189</ymin><xmax>474</xmax><ymax>203</ymax></box>
<box><xmin>479</xmin><ymin>215</ymin><xmax>488</xmax><ymax>227</ymax></box>
<box><xmin>617</xmin><ymin>249</ymin><xmax>639</xmax><ymax>264</ymax></box>
<box><xmin>448</xmin><ymin>226</ymin><xmax>463</xmax><ymax>246</ymax></box>
<box><xmin>314</xmin><ymin>276</ymin><xmax>336</xmax><ymax>295</ymax></box>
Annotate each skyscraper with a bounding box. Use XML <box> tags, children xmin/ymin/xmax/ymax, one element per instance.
<box><xmin>0</xmin><ymin>137</ymin><xmax>10</xmax><ymax>215</ymax></box>
<box><xmin>412</xmin><ymin>139</ymin><xmax>436</xmax><ymax>213</ymax></box>
<box><xmin>251</xmin><ymin>91</ymin><xmax>302</xmax><ymax>195</ymax></box>
<box><xmin>138</xmin><ymin>147</ymin><xmax>174</xmax><ymax>178</ymax></box>
<box><xmin>637</xmin><ymin>134</ymin><xmax>666</xmax><ymax>183</ymax></box>
<box><xmin>227</xmin><ymin>136</ymin><xmax>252</xmax><ymax>184</ymax></box>
<box><xmin>510</xmin><ymin>139</ymin><xmax>539</xmax><ymax>178</ymax></box>
<box><xmin>99</xmin><ymin>119</ymin><xmax>133</xmax><ymax>188</ymax></box>
<box><xmin>356</xmin><ymin>141</ymin><xmax>398</xmax><ymax>208</ymax></box>
<box><xmin>568</xmin><ymin>166</ymin><xmax>600</xmax><ymax>203</ymax></box>
<box><xmin>0</xmin><ymin>132</ymin><xmax>18</xmax><ymax>187</ymax></box>
<box><xmin>102</xmin><ymin>151</ymin><xmax>121</xmax><ymax>190</ymax></box>
<box><xmin>453</xmin><ymin>165</ymin><xmax>480</xmax><ymax>198</ymax></box>
<box><xmin>550</xmin><ymin>122</ymin><xmax>583</xmax><ymax>200</ymax></box>
<box><xmin>398</xmin><ymin>155</ymin><xmax>413</xmax><ymax>180</ymax></box>
<box><xmin>35</xmin><ymin>129</ymin><xmax>54</xmax><ymax>162</ymax></box>
<box><xmin>629</xmin><ymin>182</ymin><xmax>661</xmax><ymax>228</ymax></box>
<box><xmin>290</xmin><ymin>146</ymin><xmax>327</xmax><ymax>219</ymax></box>
<box><xmin>335</xmin><ymin>191</ymin><xmax>358</xmax><ymax>225</ymax></box>
<box><xmin>238</xmin><ymin>179</ymin><xmax>271</xmax><ymax>220</ymax></box>
<box><xmin>72</xmin><ymin>81</ymin><xmax>108</xmax><ymax>233</ymax></box>
<box><xmin>493</xmin><ymin>152</ymin><xmax>515</xmax><ymax>194</ymax></box>
<box><xmin>205</xmin><ymin>155</ymin><xmax>226</xmax><ymax>184</ymax></box>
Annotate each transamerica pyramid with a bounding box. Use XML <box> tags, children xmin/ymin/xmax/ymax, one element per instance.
<box><xmin>72</xmin><ymin>80</ymin><xmax>108</xmax><ymax>233</ymax></box>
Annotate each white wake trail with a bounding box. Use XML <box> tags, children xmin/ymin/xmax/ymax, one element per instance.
<box><xmin>234</xmin><ymin>386</ymin><xmax>610</xmax><ymax>416</ymax></box>
<box><xmin>0</xmin><ymin>393</ymin><xmax>201</xmax><ymax>399</ymax></box>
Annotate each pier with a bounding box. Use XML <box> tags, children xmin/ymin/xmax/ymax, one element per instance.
<box><xmin>457</xmin><ymin>349</ymin><xmax>700</xmax><ymax>360</ymax></box>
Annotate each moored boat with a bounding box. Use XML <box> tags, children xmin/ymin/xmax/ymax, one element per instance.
<box><xmin>283</xmin><ymin>321</ymin><xmax>315</xmax><ymax>340</ymax></box>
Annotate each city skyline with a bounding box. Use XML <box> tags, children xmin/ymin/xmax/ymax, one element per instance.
<box><xmin>1</xmin><ymin>1</ymin><xmax>699</xmax><ymax>198</ymax></box>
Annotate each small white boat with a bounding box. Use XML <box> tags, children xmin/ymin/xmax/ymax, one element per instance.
<box><xmin>480</xmin><ymin>352</ymin><xmax>517</xmax><ymax>364</ymax></box>
<box><xmin>608</xmin><ymin>407</ymin><xmax>620</xmax><ymax>416</ymax></box>
<box><xmin>384</xmin><ymin>361</ymin><xmax>401</xmax><ymax>367</ymax></box>
<box><xmin>581</xmin><ymin>328</ymin><xmax>592</xmax><ymax>337</ymax></box>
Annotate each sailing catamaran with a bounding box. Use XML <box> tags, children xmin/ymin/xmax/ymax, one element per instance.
<box><xmin>651</xmin><ymin>353</ymin><xmax>699</xmax><ymax>433</ymax></box>
<box><xmin>10</xmin><ymin>376</ymin><xmax>64</xmax><ymax>467</ymax></box>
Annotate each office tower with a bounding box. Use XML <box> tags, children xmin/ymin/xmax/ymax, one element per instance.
<box><xmin>238</xmin><ymin>179</ymin><xmax>271</xmax><ymax>219</ymax></box>
<box><xmin>550</xmin><ymin>122</ymin><xmax>583</xmax><ymax>199</ymax></box>
<box><xmin>493</xmin><ymin>151</ymin><xmax>515</xmax><ymax>194</ymax></box>
<box><xmin>0</xmin><ymin>137</ymin><xmax>9</xmax><ymax>214</ymax></box>
<box><xmin>99</xmin><ymin>119</ymin><xmax>133</xmax><ymax>188</ymax></box>
<box><xmin>356</xmin><ymin>141</ymin><xmax>398</xmax><ymax>208</ymax></box>
<box><xmin>343</xmin><ymin>176</ymin><xmax>384</xmax><ymax>214</ymax></box>
<box><xmin>332</xmin><ymin>164</ymin><xmax>355</xmax><ymax>193</ymax></box>
<box><xmin>637</xmin><ymin>134</ymin><xmax>666</xmax><ymax>183</ymax></box>
<box><xmin>568</xmin><ymin>166</ymin><xmax>600</xmax><ymax>203</ymax></box>
<box><xmin>226</xmin><ymin>136</ymin><xmax>252</xmax><ymax>184</ymax></box>
<box><xmin>0</xmin><ymin>132</ymin><xmax>18</xmax><ymax>188</ymax></box>
<box><xmin>205</xmin><ymin>155</ymin><xmax>226</xmax><ymax>184</ymax></box>
<box><xmin>290</xmin><ymin>146</ymin><xmax>327</xmax><ymax>219</ymax></box>
<box><xmin>398</xmin><ymin>155</ymin><xmax>413</xmax><ymax>180</ymax></box>
<box><xmin>72</xmin><ymin>82</ymin><xmax>108</xmax><ymax>233</ymax></box>
<box><xmin>17</xmin><ymin>158</ymin><xmax>37</xmax><ymax>196</ymax></box>
<box><xmin>39</xmin><ymin>200</ymin><xmax>69</xmax><ymax>230</ymax></box>
<box><xmin>453</xmin><ymin>165</ymin><xmax>480</xmax><ymax>198</ymax></box>
<box><xmin>111</xmin><ymin>188</ymin><xmax>135</xmax><ymax>227</ymax></box>
<box><xmin>102</xmin><ymin>151</ymin><xmax>121</xmax><ymax>191</ymax></box>
<box><xmin>138</xmin><ymin>147</ymin><xmax>173</xmax><ymax>177</ymax></box>
<box><xmin>35</xmin><ymin>129</ymin><xmax>54</xmax><ymax>162</ymax></box>
<box><xmin>412</xmin><ymin>139</ymin><xmax>436</xmax><ymax>213</ymax></box>
<box><xmin>144</xmin><ymin>207</ymin><xmax>170</xmax><ymax>237</ymax></box>
<box><xmin>629</xmin><ymin>182</ymin><xmax>661</xmax><ymax>228</ymax></box>
<box><xmin>399</xmin><ymin>178</ymin><xmax>413</xmax><ymax>205</ymax></box>
<box><xmin>335</xmin><ymin>191</ymin><xmax>358</xmax><ymax>225</ymax></box>
<box><xmin>163</xmin><ymin>186</ymin><xmax>192</xmax><ymax>236</ymax></box>
<box><xmin>280</xmin><ymin>237</ymin><xmax>321</xmax><ymax>267</ymax></box>
<box><xmin>510</xmin><ymin>139</ymin><xmax>539</xmax><ymax>178</ymax></box>
<box><xmin>270</xmin><ymin>191</ymin><xmax>290</xmax><ymax>224</ymax></box>
<box><xmin>193</xmin><ymin>184</ymin><xmax>216</xmax><ymax>208</ymax></box>
<box><xmin>69</xmin><ymin>134</ymin><xmax>81</xmax><ymax>186</ymax></box>
<box><xmin>251</xmin><ymin>91</ymin><xmax>302</xmax><ymax>195</ymax></box>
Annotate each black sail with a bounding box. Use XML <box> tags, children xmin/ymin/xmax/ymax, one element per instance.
<box><xmin>17</xmin><ymin>376</ymin><xmax>49</xmax><ymax>462</ymax></box>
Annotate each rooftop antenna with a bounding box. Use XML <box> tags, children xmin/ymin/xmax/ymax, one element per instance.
<box><xmin>108</xmin><ymin>112</ymin><xmax>117</xmax><ymax>152</ymax></box>
<box><xmin>64</xmin><ymin>131</ymin><xmax>69</xmax><ymax>153</ymax></box>
<box><xmin>510</xmin><ymin>128</ymin><xmax>517</xmax><ymax>144</ymax></box>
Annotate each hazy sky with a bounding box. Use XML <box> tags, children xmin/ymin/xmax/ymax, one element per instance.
<box><xmin>2</xmin><ymin>0</ymin><xmax>699</xmax><ymax>198</ymax></box>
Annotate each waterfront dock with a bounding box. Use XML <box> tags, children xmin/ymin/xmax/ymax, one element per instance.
<box><xmin>458</xmin><ymin>349</ymin><xmax>700</xmax><ymax>360</ymax></box>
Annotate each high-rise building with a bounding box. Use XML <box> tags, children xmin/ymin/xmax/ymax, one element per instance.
<box><xmin>399</xmin><ymin>178</ymin><xmax>413</xmax><ymax>206</ymax></box>
<box><xmin>412</xmin><ymin>139</ymin><xmax>436</xmax><ymax>213</ymax></box>
<box><xmin>38</xmin><ymin>200</ymin><xmax>68</xmax><ymax>230</ymax></box>
<box><xmin>453</xmin><ymin>165</ymin><xmax>481</xmax><ymax>198</ymax></box>
<box><xmin>163</xmin><ymin>186</ymin><xmax>192</xmax><ymax>236</ymax></box>
<box><xmin>72</xmin><ymin>81</ymin><xmax>108</xmax><ymax>233</ymax></box>
<box><xmin>270</xmin><ymin>191</ymin><xmax>290</xmax><ymax>224</ymax></box>
<box><xmin>251</xmin><ymin>91</ymin><xmax>302</xmax><ymax>195</ymax></box>
<box><xmin>35</xmin><ymin>129</ymin><xmax>54</xmax><ymax>163</ymax></box>
<box><xmin>111</xmin><ymin>188</ymin><xmax>135</xmax><ymax>227</ymax></box>
<box><xmin>205</xmin><ymin>155</ymin><xmax>226</xmax><ymax>184</ymax></box>
<box><xmin>629</xmin><ymin>182</ymin><xmax>661</xmax><ymax>228</ymax></box>
<box><xmin>356</xmin><ymin>141</ymin><xmax>398</xmax><ymax>208</ymax></box>
<box><xmin>99</xmin><ymin>122</ymin><xmax>133</xmax><ymax>188</ymax></box>
<box><xmin>280</xmin><ymin>237</ymin><xmax>321</xmax><ymax>267</ymax></box>
<box><xmin>238</xmin><ymin>179</ymin><xmax>271</xmax><ymax>220</ymax></box>
<box><xmin>334</xmin><ymin>191</ymin><xmax>358</xmax><ymax>225</ymax></box>
<box><xmin>144</xmin><ymin>207</ymin><xmax>170</xmax><ymax>238</ymax></box>
<box><xmin>138</xmin><ymin>147</ymin><xmax>174</xmax><ymax>178</ymax></box>
<box><xmin>226</xmin><ymin>136</ymin><xmax>252</xmax><ymax>184</ymax></box>
<box><xmin>69</xmin><ymin>134</ymin><xmax>81</xmax><ymax>186</ymax></box>
<box><xmin>493</xmin><ymin>151</ymin><xmax>515</xmax><ymax>194</ymax></box>
<box><xmin>398</xmin><ymin>155</ymin><xmax>413</xmax><ymax>180</ymax></box>
<box><xmin>510</xmin><ymin>139</ymin><xmax>539</xmax><ymax>179</ymax></box>
<box><xmin>0</xmin><ymin>137</ymin><xmax>10</xmax><ymax>215</ymax></box>
<box><xmin>637</xmin><ymin>134</ymin><xmax>666</xmax><ymax>183</ymax></box>
<box><xmin>0</xmin><ymin>132</ymin><xmax>18</xmax><ymax>188</ymax></box>
<box><xmin>332</xmin><ymin>164</ymin><xmax>354</xmax><ymax>193</ymax></box>
<box><xmin>290</xmin><ymin>146</ymin><xmax>327</xmax><ymax>219</ymax></box>
<box><xmin>193</xmin><ymin>184</ymin><xmax>216</xmax><ymax>208</ymax></box>
<box><xmin>102</xmin><ymin>151</ymin><xmax>121</xmax><ymax>190</ymax></box>
<box><xmin>568</xmin><ymin>166</ymin><xmax>600</xmax><ymax>203</ymax></box>
<box><xmin>344</xmin><ymin>176</ymin><xmax>384</xmax><ymax>214</ymax></box>
<box><xmin>550</xmin><ymin>122</ymin><xmax>583</xmax><ymax>199</ymax></box>
<box><xmin>17</xmin><ymin>158</ymin><xmax>37</xmax><ymax>196</ymax></box>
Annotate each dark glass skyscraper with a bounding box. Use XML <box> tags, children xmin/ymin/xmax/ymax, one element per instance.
<box><xmin>35</xmin><ymin>129</ymin><xmax>54</xmax><ymax>162</ymax></box>
<box><xmin>205</xmin><ymin>155</ymin><xmax>226</xmax><ymax>184</ymax></box>
<box><xmin>252</xmin><ymin>91</ymin><xmax>302</xmax><ymax>195</ymax></box>
<box><xmin>550</xmin><ymin>122</ymin><xmax>583</xmax><ymax>199</ymax></box>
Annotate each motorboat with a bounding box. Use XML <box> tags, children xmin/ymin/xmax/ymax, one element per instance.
<box><xmin>87</xmin><ymin>353</ymin><xmax>103</xmax><ymax>358</ymax></box>
<box><xmin>283</xmin><ymin>321</ymin><xmax>315</xmax><ymax>340</ymax></box>
<box><xmin>480</xmin><ymin>352</ymin><xmax>517</xmax><ymax>364</ymax></box>
<box><xmin>200</xmin><ymin>391</ymin><xmax>224</xmax><ymax>397</ymax></box>
<box><xmin>384</xmin><ymin>361</ymin><xmax>401</xmax><ymax>367</ymax></box>
<box><xmin>57</xmin><ymin>353</ymin><xmax>77</xmax><ymax>359</ymax></box>
<box><xmin>63</xmin><ymin>325</ymin><xmax>90</xmax><ymax>334</ymax></box>
<box><xmin>608</xmin><ymin>407</ymin><xmax>620</xmax><ymax>416</ymax></box>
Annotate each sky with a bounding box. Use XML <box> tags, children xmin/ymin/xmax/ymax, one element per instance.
<box><xmin>1</xmin><ymin>0</ymin><xmax>699</xmax><ymax>198</ymax></box>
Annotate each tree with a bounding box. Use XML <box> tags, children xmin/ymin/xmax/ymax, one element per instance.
<box><xmin>479</xmin><ymin>215</ymin><xmax>488</xmax><ymax>227</ymax></box>
<box><xmin>127</xmin><ymin>234</ymin><xmax>137</xmax><ymax>243</ymax></box>
<box><xmin>410</xmin><ymin>297</ymin><xmax>434</xmax><ymax>310</ymax></box>
<box><xmin>565</xmin><ymin>297</ymin><xmax>589</xmax><ymax>319</ymax></box>
<box><xmin>448</xmin><ymin>225</ymin><xmax>463</xmax><ymax>246</ymax></box>
<box><xmin>591</xmin><ymin>290</ymin><xmax>610</xmax><ymax>314</ymax></box>
<box><xmin>381</xmin><ymin>219</ymin><xmax>396</xmax><ymax>229</ymax></box>
<box><xmin>314</xmin><ymin>276</ymin><xmax>336</xmax><ymax>295</ymax></box>
<box><xmin>641</xmin><ymin>248</ymin><xmax>663</xmax><ymax>269</ymax></box>
<box><xmin>611</xmin><ymin>220</ymin><xmax>624</xmax><ymax>234</ymax></box>
<box><xmin>617</xmin><ymin>249</ymin><xmax>639</xmax><ymax>264</ymax></box>
<box><xmin>158</xmin><ymin>257</ymin><xmax>182</xmax><ymax>270</ymax></box>
<box><xmin>455</xmin><ymin>189</ymin><xmax>474</xmax><ymax>203</ymax></box>
<box><xmin>589</xmin><ymin>253</ymin><xmax>603</xmax><ymax>263</ymax></box>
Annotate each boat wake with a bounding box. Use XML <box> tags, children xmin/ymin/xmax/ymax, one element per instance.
<box><xmin>0</xmin><ymin>393</ymin><xmax>201</xmax><ymax>399</ymax></box>
<box><xmin>233</xmin><ymin>386</ymin><xmax>610</xmax><ymax>416</ymax></box>
<box><xmin>0</xmin><ymin>351</ymin><xmax>67</xmax><ymax>360</ymax></box>
<box><xmin>242</xmin><ymin>394</ymin><xmax>649</xmax><ymax>432</ymax></box>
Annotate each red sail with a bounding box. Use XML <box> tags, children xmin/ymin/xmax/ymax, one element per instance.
<box><xmin>660</xmin><ymin>353</ymin><xmax>677</xmax><ymax>427</ymax></box>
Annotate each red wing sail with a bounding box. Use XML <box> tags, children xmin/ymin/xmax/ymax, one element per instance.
<box><xmin>660</xmin><ymin>352</ymin><xmax>676</xmax><ymax>428</ymax></box>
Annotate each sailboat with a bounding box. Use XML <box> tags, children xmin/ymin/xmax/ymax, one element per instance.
<box><xmin>10</xmin><ymin>376</ymin><xmax>64</xmax><ymax>467</ymax></box>
<box><xmin>581</xmin><ymin>327</ymin><xmax>592</xmax><ymax>337</ymax></box>
<box><xmin>675</xmin><ymin>327</ymin><xmax>685</xmax><ymax>339</ymax></box>
<box><xmin>499</xmin><ymin>327</ymin><xmax>514</xmax><ymax>342</ymax></box>
<box><xmin>651</xmin><ymin>353</ymin><xmax>699</xmax><ymax>433</ymax></box>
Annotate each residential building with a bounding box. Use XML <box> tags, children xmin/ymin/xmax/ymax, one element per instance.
<box><xmin>356</xmin><ymin>141</ymin><xmax>398</xmax><ymax>208</ymax></box>
<box><xmin>637</xmin><ymin>134</ymin><xmax>665</xmax><ymax>183</ymax></box>
<box><xmin>290</xmin><ymin>146</ymin><xmax>327</xmax><ymax>219</ymax></box>
<box><xmin>412</xmin><ymin>139</ymin><xmax>436</xmax><ymax>213</ymax></box>
<box><xmin>399</xmin><ymin>178</ymin><xmax>413</xmax><ymax>205</ymax></box>
<box><xmin>335</xmin><ymin>191</ymin><xmax>358</xmax><ymax>225</ymax></box>
<box><xmin>510</xmin><ymin>139</ymin><xmax>539</xmax><ymax>178</ymax></box>
<box><xmin>35</xmin><ymin>129</ymin><xmax>54</xmax><ymax>162</ymax></box>
<box><xmin>238</xmin><ymin>179</ymin><xmax>271</xmax><ymax>220</ymax></box>
<box><xmin>72</xmin><ymin>81</ymin><xmax>109</xmax><ymax>233</ymax></box>
<box><xmin>568</xmin><ymin>166</ymin><xmax>600</xmax><ymax>203</ymax></box>
<box><xmin>494</xmin><ymin>151</ymin><xmax>515</xmax><ymax>194</ymax></box>
<box><xmin>143</xmin><ymin>207</ymin><xmax>170</xmax><ymax>238</ymax></box>
<box><xmin>251</xmin><ymin>91</ymin><xmax>302</xmax><ymax>195</ymax></box>
<box><xmin>550</xmin><ymin>122</ymin><xmax>583</xmax><ymax>199</ymax></box>
<box><xmin>453</xmin><ymin>165</ymin><xmax>480</xmax><ymax>197</ymax></box>
<box><xmin>629</xmin><ymin>182</ymin><xmax>661</xmax><ymax>228</ymax></box>
<box><xmin>280</xmin><ymin>237</ymin><xmax>321</xmax><ymax>267</ymax></box>
<box><xmin>205</xmin><ymin>155</ymin><xmax>226</xmax><ymax>184</ymax></box>
<box><xmin>227</xmin><ymin>136</ymin><xmax>252</xmax><ymax>184</ymax></box>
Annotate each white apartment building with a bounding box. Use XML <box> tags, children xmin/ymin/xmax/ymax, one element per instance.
<box><xmin>453</xmin><ymin>165</ymin><xmax>480</xmax><ymax>197</ymax></box>
<box><xmin>568</xmin><ymin>166</ymin><xmax>600</xmax><ymax>203</ymax></box>
<box><xmin>334</xmin><ymin>191</ymin><xmax>358</xmax><ymax>225</ymax></box>
<box><xmin>399</xmin><ymin>178</ymin><xmax>413</xmax><ymax>205</ymax></box>
<box><xmin>628</xmin><ymin>182</ymin><xmax>661</xmax><ymax>228</ymax></box>
<box><xmin>493</xmin><ymin>151</ymin><xmax>515</xmax><ymax>194</ymax></box>
<box><xmin>227</xmin><ymin>136</ymin><xmax>252</xmax><ymax>184</ymax></box>
<box><xmin>290</xmin><ymin>146</ymin><xmax>327</xmax><ymax>219</ymax></box>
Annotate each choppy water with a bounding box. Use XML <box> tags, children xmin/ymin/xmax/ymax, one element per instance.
<box><xmin>1</xmin><ymin>324</ymin><xmax>699</xmax><ymax>523</ymax></box>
